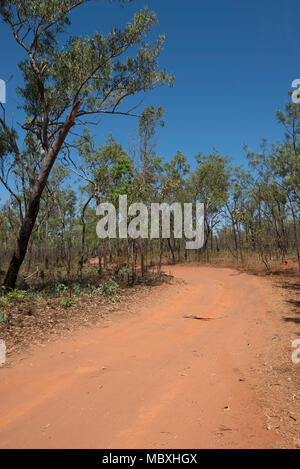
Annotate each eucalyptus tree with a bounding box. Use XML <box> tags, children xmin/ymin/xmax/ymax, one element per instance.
<box><xmin>191</xmin><ymin>151</ymin><xmax>230</xmax><ymax>259</ymax></box>
<box><xmin>224</xmin><ymin>167</ymin><xmax>250</xmax><ymax>263</ymax></box>
<box><xmin>276</xmin><ymin>103</ymin><xmax>300</xmax><ymax>269</ymax></box>
<box><xmin>0</xmin><ymin>0</ymin><xmax>174</xmax><ymax>288</ymax></box>
<box><xmin>73</xmin><ymin>132</ymin><xmax>134</xmax><ymax>276</ymax></box>
<box><xmin>162</xmin><ymin>150</ymin><xmax>190</xmax><ymax>262</ymax></box>
<box><xmin>134</xmin><ymin>106</ymin><xmax>165</xmax><ymax>274</ymax></box>
<box><xmin>245</xmin><ymin>136</ymin><xmax>300</xmax><ymax>269</ymax></box>
<box><xmin>137</xmin><ymin>105</ymin><xmax>165</xmax><ymax>190</ymax></box>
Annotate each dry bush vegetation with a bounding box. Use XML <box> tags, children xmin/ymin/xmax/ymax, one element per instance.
<box><xmin>0</xmin><ymin>251</ymin><xmax>299</xmax><ymax>357</ymax></box>
<box><xmin>0</xmin><ymin>263</ymin><xmax>173</xmax><ymax>356</ymax></box>
<box><xmin>0</xmin><ymin>1</ymin><xmax>299</xmax><ymax>357</ymax></box>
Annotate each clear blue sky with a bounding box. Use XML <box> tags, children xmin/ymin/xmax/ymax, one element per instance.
<box><xmin>0</xmin><ymin>0</ymin><xmax>299</xmax><ymax>199</ymax></box>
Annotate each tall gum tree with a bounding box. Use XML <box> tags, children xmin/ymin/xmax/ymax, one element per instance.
<box><xmin>0</xmin><ymin>0</ymin><xmax>174</xmax><ymax>289</ymax></box>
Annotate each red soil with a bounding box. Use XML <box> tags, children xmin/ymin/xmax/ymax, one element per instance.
<box><xmin>0</xmin><ymin>266</ymin><xmax>298</xmax><ymax>449</ymax></box>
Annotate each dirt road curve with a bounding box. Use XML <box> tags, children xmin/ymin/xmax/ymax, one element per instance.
<box><xmin>0</xmin><ymin>266</ymin><xmax>284</xmax><ymax>449</ymax></box>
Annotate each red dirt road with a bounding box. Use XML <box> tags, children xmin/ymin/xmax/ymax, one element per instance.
<box><xmin>0</xmin><ymin>266</ymin><xmax>285</xmax><ymax>448</ymax></box>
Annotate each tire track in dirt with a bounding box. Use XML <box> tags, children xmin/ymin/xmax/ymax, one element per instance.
<box><xmin>0</xmin><ymin>266</ymin><xmax>284</xmax><ymax>448</ymax></box>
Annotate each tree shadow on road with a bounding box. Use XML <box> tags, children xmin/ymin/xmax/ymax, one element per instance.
<box><xmin>279</xmin><ymin>282</ymin><xmax>300</xmax><ymax>292</ymax></box>
<box><xmin>277</xmin><ymin>279</ymin><xmax>300</xmax><ymax>333</ymax></box>
<box><xmin>283</xmin><ymin>317</ymin><xmax>300</xmax><ymax>324</ymax></box>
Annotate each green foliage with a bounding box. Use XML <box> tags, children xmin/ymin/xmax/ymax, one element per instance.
<box><xmin>72</xmin><ymin>282</ymin><xmax>95</xmax><ymax>296</ymax></box>
<box><xmin>0</xmin><ymin>311</ymin><xmax>8</xmax><ymax>324</ymax></box>
<box><xmin>0</xmin><ymin>0</ymin><xmax>174</xmax><ymax>289</ymax></box>
<box><xmin>25</xmin><ymin>287</ymin><xmax>41</xmax><ymax>302</ymax></box>
<box><xmin>163</xmin><ymin>151</ymin><xmax>190</xmax><ymax>201</ymax></box>
<box><xmin>53</xmin><ymin>282</ymin><xmax>68</xmax><ymax>297</ymax></box>
<box><xmin>97</xmin><ymin>277</ymin><xmax>119</xmax><ymax>297</ymax></box>
<box><xmin>59</xmin><ymin>296</ymin><xmax>77</xmax><ymax>309</ymax></box>
<box><xmin>1</xmin><ymin>1</ymin><xmax>174</xmax><ymax>131</ymax></box>
<box><xmin>192</xmin><ymin>152</ymin><xmax>231</xmax><ymax>207</ymax></box>
<box><xmin>0</xmin><ymin>290</ymin><xmax>27</xmax><ymax>308</ymax></box>
<box><xmin>0</xmin><ymin>1</ymin><xmax>298</xmax><ymax>284</ymax></box>
<box><xmin>139</xmin><ymin>106</ymin><xmax>165</xmax><ymax>139</ymax></box>
<box><xmin>153</xmin><ymin>273</ymin><xmax>163</xmax><ymax>282</ymax></box>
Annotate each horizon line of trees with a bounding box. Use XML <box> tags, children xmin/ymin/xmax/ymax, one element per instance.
<box><xmin>0</xmin><ymin>1</ymin><xmax>298</xmax><ymax>291</ymax></box>
<box><xmin>0</xmin><ymin>98</ymin><xmax>299</xmax><ymax>288</ymax></box>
